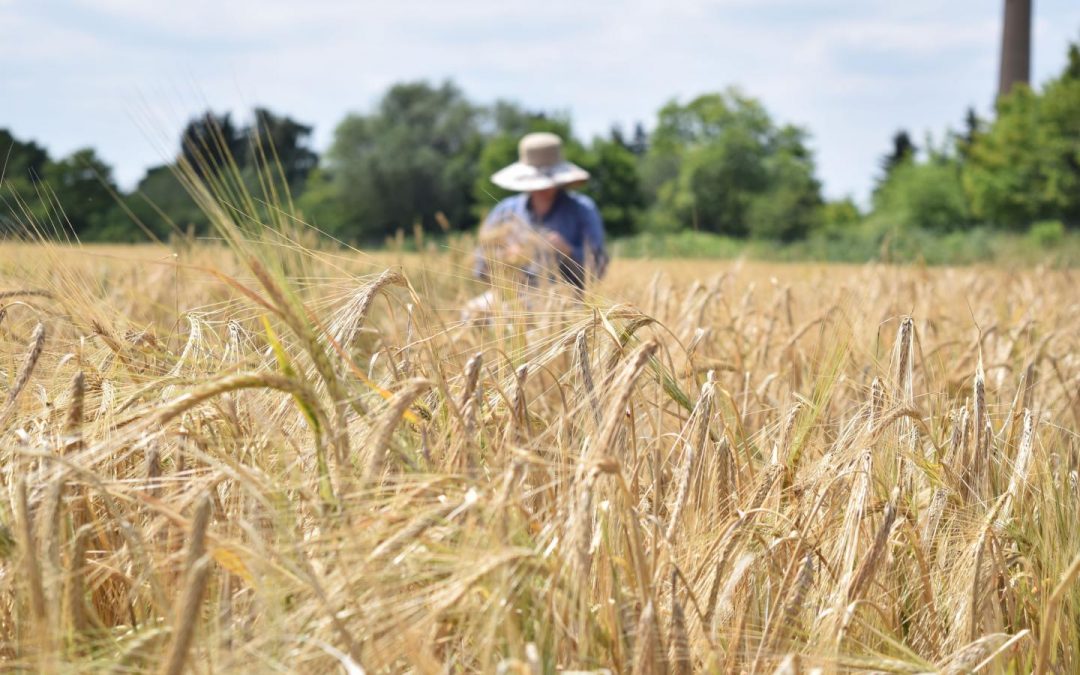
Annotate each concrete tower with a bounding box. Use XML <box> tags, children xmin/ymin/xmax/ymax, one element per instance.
<box><xmin>998</xmin><ymin>0</ymin><xmax>1032</xmax><ymax>98</ymax></box>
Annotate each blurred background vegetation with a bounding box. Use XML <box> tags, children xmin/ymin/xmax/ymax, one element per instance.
<box><xmin>2</xmin><ymin>41</ymin><xmax>1078</xmax><ymax>264</ymax></box>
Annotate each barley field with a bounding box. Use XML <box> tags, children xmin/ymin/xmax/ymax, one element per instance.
<box><xmin>0</xmin><ymin>231</ymin><xmax>1077</xmax><ymax>673</ymax></box>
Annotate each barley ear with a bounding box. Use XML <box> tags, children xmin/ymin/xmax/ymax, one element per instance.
<box><xmin>575</xmin><ymin>329</ymin><xmax>600</xmax><ymax>425</ymax></box>
<box><xmin>159</xmin><ymin>555</ymin><xmax>212</xmax><ymax>675</ymax></box>
<box><xmin>2</xmin><ymin>322</ymin><xmax>46</xmax><ymax>421</ymax></box>
<box><xmin>668</xmin><ymin>573</ymin><xmax>691</xmax><ymax>675</ymax></box>
<box><xmin>631</xmin><ymin>599</ymin><xmax>667</xmax><ymax>675</ymax></box>
<box><xmin>364</xmin><ymin>378</ymin><xmax>431</xmax><ymax>481</ymax></box>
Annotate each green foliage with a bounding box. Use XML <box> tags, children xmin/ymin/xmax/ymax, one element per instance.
<box><xmin>872</xmin><ymin>154</ymin><xmax>971</xmax><ymax>232</ymax></box>
<box><xmin>2</xmin><ymin>108</ymin><xmax>324</xmax><ymax>242</ymax></box>
<box><xmin>1029</xmin><ymin>219</ymin><xmax>1065</xmax><ymax>248</ymax></box>
<box><xmin>0</xmin><ymin>129</ymin><xmax>48</xmax><ymax>180</ymax></box>
<box><xmin>820</xmin><ymin>198</ymin><xmax>861</xmax><ymax>236</ymax></box>
<box><xmin>0</xmin><ymin>129</ymin><xmax>50</xmax><ymax>233</ymax></box>
<box><xmin>873</xmin><ymin>130</ymin><xmax>916</xmax><ymax>200</ymax></box>
<box><xmin>579</xmin><ymin>134</ymin><xmax>645</xmax><ymax>237</ymax></box>
<box><xmin>108</xmin><ymin>164</ymin><xmax>205</xmax><ymax>240</ymax></box>
<box><xmin>295</xmin><ymin>168</ymin><xmax>345</xmax><ymax>237</ymax></box>
<box><xmin>964</xmin><ymin>44</ymin><xmax>1080</xmax><ymax>228</ymax></box>
<box><xmin>320</xmin><ymin>81</ymin><xmax>483</xmax><ymax>240</ymax></box>
<box><xmin>42</xmin><ymin>148</ymin><xmax>124</xmax><ymax>239</ymax></box>
<box><xmin>746</xmin><ymin>128</ymin><xmax>824</xmax><ymax>240</ymax></box>
<box><xmin>249</xmin><ymin>108</ymin><xmax>319</xmax><ymax>191</ymax></box>
<box><xmin>117</xmin><ymin>107</ymin><xmax>322</xmax><ymax>241</ymax></box>
<box><xmin>641</xmin><ymin>88</ymin><xmax>823</xmax><ymax>240</ymax></box>
<box><xmin>616</xmin><ymin>225</ymin><xmax>1080</xmax><ymax>266</ymax></box>
<box><xmin>180</xmin><ymin>112</ymin><xmax>246</xmax><ymax>181</ymax></box>
<box><xmin>612</xmin><ymin>229</ymin><xmax>746</xmax><ymax>258</ymax></box>
<box><xmin>1</xmin><ymin>134</ymin><xmax>127</xmax><ymax>239</ymax></box>
<box><xmin>121</xmin><ymin>165</ymin><xmax>206</xmax><ymax>241</ymax></box>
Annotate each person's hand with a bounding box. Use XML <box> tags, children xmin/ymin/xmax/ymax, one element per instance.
<box><xmin>544</xmin><ymin>230</ymin><xmax>572</xmax><ymax>256</ymax></box>
<box><xmin>503</xmin><ymin>242</ymin><xmax>525</xmax><ymax>265</ymax></box>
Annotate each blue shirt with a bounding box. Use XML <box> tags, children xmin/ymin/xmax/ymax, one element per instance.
<box><xmin>474</xmin><ymin>190</ymin><xmax>608</xmax><ymax>285</ymax></box>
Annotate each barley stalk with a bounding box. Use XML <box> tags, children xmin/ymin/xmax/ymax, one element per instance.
<box><xmin>1034</xmin><ymin>553</ymin><xmax>1080</xmax><ymax>675</ymax></box>
<box><xmin>970</xmin><ymin>361</ymin><xmax>987</xmax><ymax>499</ymax></box>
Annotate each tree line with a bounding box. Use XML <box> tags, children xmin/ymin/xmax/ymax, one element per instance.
<box><xmin>866</xmin><ymin>42</ymin><xmax>1080</xmax><ymax>238</ymax></box>
<box><xmin>2</xmin><ymin>40</ymin><xmax>1078</xmax><ymax>245</ymax></box>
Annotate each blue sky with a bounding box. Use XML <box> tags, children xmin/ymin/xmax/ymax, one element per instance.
<box><xmin>2</xmin><ymin>0</ymin><xmax>1078</xmax><ymax>205</ymax></box>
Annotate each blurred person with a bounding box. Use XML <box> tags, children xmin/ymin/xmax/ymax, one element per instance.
<box><xmin>473</xmin><ymin>132</ymin><xmax>608</xmax><ymax>294</ymax></box>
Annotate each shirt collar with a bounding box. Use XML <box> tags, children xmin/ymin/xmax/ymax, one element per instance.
<box><xmin>525</xmin><ymin>189</ymin><xmax>566</xmax><ymax>221</ymax></box>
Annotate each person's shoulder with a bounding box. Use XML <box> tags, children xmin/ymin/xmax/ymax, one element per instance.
<box><xmin>492</xmin><ymin>193</ymin><xmax>527</xmax><ymax>213</ymax></box>
<box><xmin>483</xmin><ymin>193</ymin><xmax>526</xmax><ymax>224</ymax></box>
<box><xmin>564</xmin><ymin>191</ymin><xmax>599</xmax><ymax>212</ymax></box>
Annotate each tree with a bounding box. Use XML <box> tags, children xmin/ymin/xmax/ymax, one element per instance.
<box><xmin>3</xmin><ymin>107</ymin><xmax>320</xmax><ymax>242</ymax></box>
<box><xmin>42</xmin><ymin>148</ymin><xmax>124</xmax><ymax>239</ymax></box>
<box><xmin>884</xmin><ymin>131</ymin><xmax>916</xmax><ymax>171</ymax></box>
<box><xmin>0</xmin><ymin>129</ymin><xmax>51</xmax><ymax>232</ymax></box>
<box><xmin>820</xmin><ymin>197</ymin><xmax>862</xmax><ymax>236</ymax></box>
<box><xmin>630</xmin><ymin>122</ymin><xmax>649</xmax><ymax>156</ymax></box>
<box><xmin>313</xmin><ymin>81</ymin><xmax>482</xmax><ymax>240</ymax></box>
<box><xmin>965</xmin><ymin>41</ymin><xmax>1080</xmax><ymax>228</ymax></box>
<box><xmin>142</xmin><ymin>107</ymin><xmax>322</xmax><ymax>239</ymax></box>
<box><xmin>295</xmin><ymin>168</ymin><xmax>344</xmax><ymax>237</ymax></box>
<box><xmin>0</xmin><ymin>129</ymin><xmax>48</xmax><ymax>182</ymax></box>
<box><xmin>641</xmin><ymin>89</ymin><xmax>823</xmax><ymax>239</ymax></box>
<box><xmin>1067</xmin><ymin>42</ymin><xmax>1080</xmax><ymax>80</ymax></box>
<box><xmin>179</xmin><ymin>111</ymin><xmax>246</xmax><ymax>180</ymax></box>
<box><xmin>124</xmin><ymin>165</ymin><xmax>207</xmax><ymax>240</ymax></box>
<box><xmin>873</xmin><ymin>156</ymin><xmax>971</xmax><ymax>233</ymax></box>
<box><xmin>956</xmin><ymin>108</ymin><xmax>983</xmax><ymax>161</ymax></box>
<box><xmin>249</xmin><ymin>107</ymin><xmax>318</xmax><ymax>190</ymax></box>
<box><xmin>581</xmin><ymin>133</ymin><xmax>645</xmax><ymax>237</ymax></box>
<box><xmin>1</xmin><ymin>133</ymin><xmax>129</xmax><ymax>239</ymax></box>
<box><xmin>609</xmin><ymin>124</ymin><xmax>629</xmax><ymax>150</ymax></box>
<box><xmin>871</xmin><ymin>130</ymin><xmax>918</xmax><ymax>202</ymax></box>
<box><xmin>746</xmin><ymin>126</ymin><xmax>824</xmax><ymax>240</ymax></box>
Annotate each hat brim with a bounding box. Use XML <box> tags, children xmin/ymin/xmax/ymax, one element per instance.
<box><xmin>491</xmin><ymin>161</ymin><xmax>590</xmax><ymax>192</ymax></box>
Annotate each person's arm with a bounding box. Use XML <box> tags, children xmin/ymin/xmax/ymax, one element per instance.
<box><xmin>474</xmin><ymin>206</ymin><xmax>503</xmax><ymax>283</ymax></box>
<box><xmin>473</xmin><ymin>246</ymin><xmax>490</xmax><ymax>283</ymax></box>
<box><xmin>582</xmin><ymin>198</ymin><xmax>608</xmax><ymax>278</ymax></box>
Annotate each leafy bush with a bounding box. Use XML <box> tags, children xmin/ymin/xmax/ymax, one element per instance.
<box><xmin>612</xmin><ymin>224</ymin><xmax>1080</xmax><ymax>266</ymax></box>
<box><xmin>1029</xmin><ymin>219</ymin><xmax>1066</xmax><ymax>249</ymax></box>
<box><xmin>872</xmin><ymin>158</ymin><xmax>971</xmax><ymax>233</ymax></box>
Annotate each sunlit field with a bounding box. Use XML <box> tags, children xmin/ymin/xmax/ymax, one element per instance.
<box><xmin>0</xmin><ymin>233</ymin><xmax>1077</xmax><ymax>673</ymax></box>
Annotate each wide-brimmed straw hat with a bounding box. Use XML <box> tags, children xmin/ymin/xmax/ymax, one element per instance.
<box><xmin>490</xmin><ymin>132</ymin><xmax>590</xmax><ymax>192</ymax></box>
